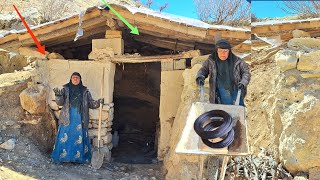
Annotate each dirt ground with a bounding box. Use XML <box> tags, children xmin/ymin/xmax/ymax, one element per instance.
<box><xmin>0</xmin><ymin>71</ymin><xmax>164</xmax><ymax>180</ymax></box>
<box><xmin>0</xmin><ymin>135</ymin><xmax>164</xmax><ymax>180</ymax></box>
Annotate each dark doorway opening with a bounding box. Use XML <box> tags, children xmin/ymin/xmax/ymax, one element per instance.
<box><xmin>112</xmin><ymin>62</ymin><xmax>160</xmax><ymax>164</ymax></box>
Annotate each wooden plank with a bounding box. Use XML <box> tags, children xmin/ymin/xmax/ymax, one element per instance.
<box><xmin>137</xmin><ymin>27</ymin><xmax>214</xmax><ymax>44</ymax></box>
<box><xmin>19</xmin><ymin>17</ymin><xmax>107</xmax><ymax>47</ymax></box>
<box><xmin>0</xmin><ymin>40</ymin><xmax>22</xmax><ymax>51</ymax></box>
<box><xmin>112</xmin><ymin>50</ymin><xmax>200</xmax><ymax>63</ymax></box>
<box><xmin>112</xmin><ymin>58</ymin><xmax>173</xmax><ymax>63</ymax></box>
<box><xmin>280</xmin><ymin>32</ymin><xmax>293</xmax><ymax>41</ymax></box>
<box><xmin>0</xmin><ymin>34</ymin><xmax>18</xmax><ymax>45</ymax></box>
<box><xmin>207</xmin><ymin>29</ymin><xmax>250</xmax><ymax>40</ymax></box>
<box><xmin>134</xmin><ymin>35</ymin><xmax>194</xmax><ymax>51</ymax></box>
<box><xmin>252</xmin><ymin>19</ymin><xmax>320</xmax><ymax>36</ymax></box>
<box><xmin>105</xmin><ymin>12</ymin><xmax>209</xmax><ymax>41</ymax></box>
<box><xmin>219</xmin><ymin>156</ymin><xmax>230</xmax><ymax>180</ymax></box>
<box><xmin>103</xmin><ymin>9</ymin><xmax>211</xmax><ymax>39</ymax></box>
<box><xmin>111</xmin><ymin>50</ymin><xmax>200</xmax><ymax>63</ymax></box>
<box><xmin>18</xmin><ymin>9</ymin><xmax>102</xmax><ymax>41</ymax></box>
<box><xmin>46</xmin><ymin>26</ymin><xmax>107</xmax><ymax>48</ymax></box>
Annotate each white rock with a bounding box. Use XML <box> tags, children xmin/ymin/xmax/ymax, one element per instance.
<box><xmin>88</xmin><ymin>123</ymin><xmax>93</xmax><ymax>128</ymax></box>
<box><xmin>297</xmin><ymin>50</ymin><xmax>320</xmax><ymax>71</ymax></box>
<box><xmin>54</xmin><ymin>110</ymin><xmax>60</xmax><ymax>119</ymax></box>
<box><xmin>0</xmin><ymin>139</ymin><xmax>16</xmax><ymax>150</ymax></box>
<box><xmin>5</xmin><ymin>120</ymin><xmax>15</xmax><ymax>126</ymax></box>
<box><xmin>49</xmin><ymin>101</ymin><xmax>59</xmax><ymax>111</ymax></box>
<box><xmin>88</xmin><ymin>128</ymin><xmax>107</xmax><ymax>137</ymax></box>
<box><xmin>89</xmin><ymin>109</ymin><xmax>109</xmax><ymax>120</ymax></box>
<box><xmin>102</xmin><ymin>133</ymin><xmax>112</xmax><ymax>144</ymax></box>
<box><xmin>48</xmin><ymin>52</ymin><xmax>65</xmax><ymax>60</ymax></box>
<box><xmin>292</xmin><ymin>29</ymin><xmax>311</xmax><ymax>38</ymax></box>
<box><xmin>275</xmin><ymin>49</ymin><xmax>298</xmax><ymax>72</ymax></box>
<box><xmin>92</xmin><ymin>138</ymin><xmax>103</xmax><ymax>147</ymax></box>
<box><xmin>288</xmin><ymin>38</ymin><xmax>320</xmax><ymax>51</ymax></box>
<box><xmin>19</xmin><ymin>47</ymin><xmax>49</xmax><ymax>59</ymax></box>
<box><xmin>19</xmin><ymin>84</ymin><xmax>48</xmax><ymax>114</ymax></box>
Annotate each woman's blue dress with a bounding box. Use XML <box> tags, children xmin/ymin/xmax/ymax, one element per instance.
<box><xmin>51</xmin><ymin>107</ymin><xmax>91</xmax><ymax>163</ymax></box>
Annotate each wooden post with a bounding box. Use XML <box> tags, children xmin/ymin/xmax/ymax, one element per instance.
<box><xmin>219</xmin><ymin>156</ymin><xmax>230</xmax><ymax>180</ymax></box>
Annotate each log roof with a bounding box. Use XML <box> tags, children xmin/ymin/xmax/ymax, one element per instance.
<box><xmin>0</xmin><ymin>4</ymin><xmax>250</xmax><ymax>54</ymax></box>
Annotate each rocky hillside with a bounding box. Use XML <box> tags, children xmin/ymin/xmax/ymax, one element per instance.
<box><xmin>246</xmin><ymin>35</ymin><xmax>320</xmax><ymax>176</ymax></box>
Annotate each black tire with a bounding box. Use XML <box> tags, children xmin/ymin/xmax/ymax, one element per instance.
<box><xmin>201</xmin><ymin>129</ymin><xmax>235</xmax><ymax>148</ymax></box>
<box><xmin>194</xmin><ymin>110</ymin><xmax>233</xmax><ymax>139</ymax></box>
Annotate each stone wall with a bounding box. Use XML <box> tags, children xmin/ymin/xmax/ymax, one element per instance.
<box><xmin>163</xmin><ymin>64</ymin><xmax>206</xmax><ymax>180</ymax></box>
<box><xmin>158</xmin><ymin>70</ymin><xmax>184</xmax><ymax>160</ymax></box>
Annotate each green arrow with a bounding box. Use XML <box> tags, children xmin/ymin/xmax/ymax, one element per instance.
<box><xmin>100</xmin><ymin>0</ymin><xmax>139</xmax><ymax>35</ymax></box>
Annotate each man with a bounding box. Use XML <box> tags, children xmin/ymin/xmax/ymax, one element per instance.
<box><xmin>196</xmin><ymin>39</ymin><xmax>250</xmax><ymax>106</ymax></box>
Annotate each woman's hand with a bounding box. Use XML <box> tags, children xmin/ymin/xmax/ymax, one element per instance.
<box><xmin>98</xmin><ymin>98</ymin><xmax>104</xmax><ymax>105</ymax></box>
<box><xmin>53</xmin><ymin>88</ymin><xmax>62</xmax><ymax>96</ymax></box>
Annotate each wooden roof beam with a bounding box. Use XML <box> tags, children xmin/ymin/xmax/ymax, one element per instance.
<box><xmin>111</xmin><ymin>50</ymin><xmax>200</xmax><ymax>63</ymax></box>
<box><xmin>19</xmin><ymin>16</ymin><xmax>107</xmax><ymax>47</ymax></box>
<box><xmin>18</xmin><ymin>9</ymin><xmax>102</xmax><ymax>41</ymax></box>
<box><xmin>45</xmin><ymin>25</ymin><xmax>108</xmax><ymax>48</ymax></box>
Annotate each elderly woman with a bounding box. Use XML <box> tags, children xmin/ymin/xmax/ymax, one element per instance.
<box><xmin>51</xmin><ymin>72</ymin><xmax>103</xmax><ymax>164</ymax></box>
<box><xmin>196</xmin><ymin>39</ymin><xmax>251</xmax><ymax>106</ymax></box>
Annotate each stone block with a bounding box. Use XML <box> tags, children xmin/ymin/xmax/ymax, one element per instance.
<box><xmin>89</xmin><ymin>109</ymin><xmax>109</xmax><ymax>120</ymax></box>
<box><xmin>48</xmin><ymin>52</ymin><xmax>64</xmax><ymax>60</ymax></box>
<box><xmin>101</xmin><ymin>133</ymin><xmax>112</xmax><ymax>144</ymax></box>
<box><xmin>105</xmin><ymin>30</ymin><xmax>122</xmax><ymax>39</ymax></box>
<box><xmin>292</xmin><ymin>29</ymin><xmax>311</xmax><ymax>38</ymax></box>
<box><xmin>191</xmin><ymin>55</ymin><xmax>210</xmax><ymax>67</ymax></box>
<box><xmin>19</xmin><ymin>84</ymin><xmax>48</xmax><ymax>114</ymax></box>
<box><xmin>92</xmin><ymin>38</ymin><xmax>124</xmax><ymax>55</ymax></box>
<box><xmin>88</xmin><ymin>48</ymin><xmax>114</xmax><ymax>60</ymax></box>
<box><xmin>288</xmin><ymin>38</ymin><xmax>320</xmax><ymax>51</ymax></box>
<box><xmin>275</xmin><ymin>49</ymin><xmax>298</xmax><ymax>72</ymax></box>
<box><xmin>174</xmin><ymin>59</ymin><xmax>186</xmax><ymax>70</ymax></box>
<box><xmin>88</xmin><ymin>128</ymin><xmax>107</xmax><ymax>137</ymax></box>
<box><xmin>297</xmin><ymin>50</ymin><xmax>320</xmax><ymax>71</ymax></box>
<box><xmin>49</xmin><ymin>101</ymin><xmax>59</xmax><ymax>110</ymax></box>
<box><xmin>92</xmin><ymin>138</ymin><xmax>103</xmax><ymax>147</ymax></box>
<box><xmin>300</xmin><ymin>72</ymin><xmax>320</xmax><ymax>79</ymax></box>
<box><xmin>19</xmin><ymin>47</ymin><xmax>49</xmax><ymax>59</ymax></box>
<box><xmin>161</xmin><ymin>61</ymin><xmax>174</xmax><ymax>71</ymax></box>
<box><xmin>53</xmin><ymin>110</ymin><xmax>60</xmax><ymax>119</ymax></box>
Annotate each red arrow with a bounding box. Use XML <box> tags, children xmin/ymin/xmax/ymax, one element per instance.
<box><xmin>13</xmin><ymin>5</ymin><xmax>45</xmax><ymax>55</ymax></box>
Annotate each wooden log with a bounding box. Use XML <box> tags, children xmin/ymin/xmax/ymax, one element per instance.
<box><xmin>18</xmin><ymin>9</ymin><xmax>102</xmax><ymax>41</ymax></box>
<box><xmin>19</xmin><ymin>16</ymin><xmax>107</xmax><ymax>47</ymax></box>
<box><xmin>45</xmin><ymin>25</ymin><xmax>107</xmax><ymax>48</ymax></box>
<box><xmin>0</xmin><ymin>34</ymin><xmax>18</xmax><ymax>45</ymax></box>
<box><xmin>111</xmin><ymin>50</ymin><xmax>200</xmax><ymax>63</ymax></box>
